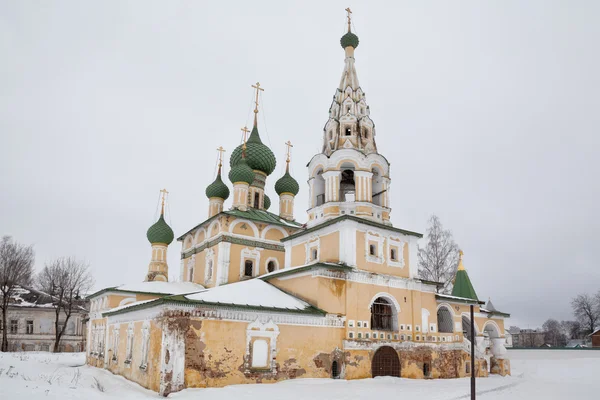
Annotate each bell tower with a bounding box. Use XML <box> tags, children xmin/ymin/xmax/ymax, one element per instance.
<box><xmin>306</xmin><ymin>10</ymin><xmax>391</xmax><ymax>227</ymax></box>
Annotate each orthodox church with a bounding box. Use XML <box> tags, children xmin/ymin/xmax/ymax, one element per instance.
<box><xmin>86</xmin><ymin>11</ymin><xmax>510</xmax><ymax>396</ymax></box>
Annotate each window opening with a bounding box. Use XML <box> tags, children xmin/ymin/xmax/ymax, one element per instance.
<box><xmin>371</xmin><ymin>297</ymin><xmax>394</xmax><ymax>331</ymax></box>
<box><xmin>244</xmin><ymin>260</ymin><xmax>254</xmax><ymax>277</ymax></box>
<box><xmin>369</xmin><ymin>244</ymin><xmax>376</xmax><ymax>256</ymax></box>
<box><xmin>332</xmin><ymin>360</ymin><xmax>340</xmax><ymax>379</ymax></box>
<box><xmin>267</xmin><ymin>260</ymin><xmax>276</xmax><ymax>273</ymax></box>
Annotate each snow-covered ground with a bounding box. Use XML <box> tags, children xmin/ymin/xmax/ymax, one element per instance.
<box><xmin>0</xmin><ymin>350</ymin><xmax>598</xmax><ymax>399</ymax></box>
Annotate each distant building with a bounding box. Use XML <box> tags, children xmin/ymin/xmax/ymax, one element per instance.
<box><xmin>566</xmin><ymin>339</ymin><xmax>585</xmax><ymax>348</ymax></box>
<box><xmin>0</xmin><ymin>286</ymin><xmax>88</xmax><ymax>352</ymax></box>
<box><xmin>590</xmin><ymin>329</ymin><xmax>600</xmax><ymax>348</ymax></box>
<box><xmin>509</xmin><ymin>328</ymin><xmax>546</xmax><ymax>348</ymax></box>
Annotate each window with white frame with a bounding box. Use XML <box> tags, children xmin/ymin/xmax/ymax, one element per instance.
<box><xmin>125</xmin><ymin>324</ymin><xmax>134</xmax><ymax>363</ymax></box>
<box><xmin>240</xmin><ymin>248</ymin><xmax>260</xmax><ymax>279</ymax></box>
<box><xmin>251</xmin><ymin>339</ymin><xmax>269</xmax><ymax>368</ymax></box>
<box><xmin>112</xmin><ymin>327</ymin><xmax>119</xmax><ymax>361</ymax></box>
<box><xmin>245</xmin><ymin>320</ymin><xmax>279</xmax><ymax>373</ymax></box>
<box><xmin>140</xmin><ymin>322</ymin><xmax>150</xmax><ymax>369</ymax></box>
<box><xmin>365</xmin><ymin>231</ymin><xmax>384</xmax><ymax>263</ymax></box>
<box><xmin>388</xmin><ymin>237</ymin><xmax>405</xmax><ymax>268</ymax></box>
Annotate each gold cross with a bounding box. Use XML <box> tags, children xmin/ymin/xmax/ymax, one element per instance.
<box><xmin>285</xmin><ymin>140</ymin><xmax>293</xmax><ymax>163</ymax></box>
<box><xmin>251</xmin><ymin>82</ymin><xmax>264</xmax><ymax>114</ymax></box>
<box><xmin>160</xmin><ymin>188</ymin><xmax>169</xmax><ymax>215</ymax></box>
<box><xmin>216</xmin><ymin>146</ymin><xmax>226</xmax><ymax>166</ymax></box>
<box><xmin>345</xmin><ymin>7</ymin><xmax>352</xmax><ymax>31</ymax></box>
<box><xmin>241</xmin><ymin>126</ymin><xmax>250</xmax><ymax>151</ymax></box>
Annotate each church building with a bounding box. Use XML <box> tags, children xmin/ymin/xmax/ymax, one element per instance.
<box><xmin>86</xmin><ymin>11</ymin><xmax>510</xmax><ymax>396</ymax></box>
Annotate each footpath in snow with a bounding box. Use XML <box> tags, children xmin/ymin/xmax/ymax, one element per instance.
<box><xmin>0</xmin><ymin>350</ymin><xmax>598</xmax><ymax>399</ymax></box>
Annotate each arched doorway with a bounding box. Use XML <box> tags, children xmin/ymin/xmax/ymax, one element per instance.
<box><xmin>371</xmin><ymin>346</ymin><xmax>400</xmax><ymax>378</ymax></box>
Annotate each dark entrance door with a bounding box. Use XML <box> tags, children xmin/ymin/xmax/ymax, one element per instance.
<box><xmin>371</xmin><ymin>346</ymin><xmax>400</xmax><ymax>377</ymax></box>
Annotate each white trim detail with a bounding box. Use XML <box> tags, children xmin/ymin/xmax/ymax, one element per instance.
<box><xmin>244</xmin><ymin>319</ymin><xmax>280</xmax><ymax>373</ymax></box>
<box><xmin>240</xmin><ymin>247</ymin><xmax>261</xmax><ymax>279</ymax></box>
<box><xmin>261</xmin><ymin>225</ymin><xmax>289</xmax><ymax>240</ymax></box>
<box><xmin>205</xmin><ymin>248</ymin><xmax>215</xmax><ymax>285</ymax></box>
<box><xmin>229</xmin><ymin>219</ymin><xmax>260</xmax><ymax>238</ymax></box>
<box><xmin>365</xmin><ymin>230</ymin><xmax>385</xmax><ymax>264</ymax></box>
<box><xmin>387</xmin><ymin>237</ymin><xmax>405</xmax><ymax>268</ymax></box>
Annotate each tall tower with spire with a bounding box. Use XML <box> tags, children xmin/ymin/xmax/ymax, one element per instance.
<box><xmin>145</xmin><ymin>189</ymin><xmax>174</xmax><ymax>282</ymax></box>
<box><xmin>229</xmin><ymin>83</ymin><xmax>277</xmax><ymax>210</ymax></box>
<box><xmin>306</xmin><ymin>10</ymin><xmax>391</xmax><ymax>227</ymax></box>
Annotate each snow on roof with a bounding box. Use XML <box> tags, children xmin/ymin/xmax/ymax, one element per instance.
<box><xmin>113</xmin><ymin>281</ymin><xmax>204</xmax><ymax>295</ymax></box>
<box><xmin>183</xmin><ymin>279</ymin><xmax>313</xmax><ymax>311</ymax></box>
<box><xmin>435</xmin><ymin>293</ymin><xmax>480</xmax><ymax>303</ymax></box>
<box><xmin>106</xmin><ymin>299</ymin><xmax>157</xmax><ymax>314</ymax></box>
<box><xmin>259</xmin><ymin>262</ymin><xmax>348</xmax><ymax>280</ymax></box>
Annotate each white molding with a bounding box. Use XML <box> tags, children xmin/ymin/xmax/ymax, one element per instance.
<box><xmin>260</xmin><ymin>225</ymin><xmax>289</xmax><ymax>240</ymax></box>
<box><xmin>265</xmin><ymin>257</ymin><xmax>279</xmax><ymax>273</ymax></box>
<box><xmin>368</xmin><ymin>292</ymin><xmax>401</xmax><ymax>314</ymax></box>
<box><xmin>365</xmin><ymin>230</ymin><xmax>385</xmax><ymax>264</ymax></box>
<box><xmin>245</xmin><ymin>319</ymin><xmax>280</xmax><ymax>373</ymax></box>
<box><xmin>204</xmin><ymin>248</ymin><xmax>215</xmax><ymax>284</ymax></box>
<box><xmin>304</xmin><ymin>235</ymin><xmax>320</xmax><ymax>264</ymax></box>
<box><xmin>229</xmin><ymin>219</ymin><xmax>260</xmax><ymax>238</ymax></box>
<box><xmin>240</xmin><ymin>247</ymin><xmax>261</xmax><ymax>278</ymax></box>
<box><xmin>106</xmin><ymin>302</ymin><xmax>345</xmax><ymax>328</ymax></box>
<box><xmin>216</xmin><ymin>242</ymin><xmax>231</xmax><ymax>286</ymax></box>
<box><xmin>387</xmin><ymin>237</ymin><xmax>405</xmax><ymax>268</ymax></box>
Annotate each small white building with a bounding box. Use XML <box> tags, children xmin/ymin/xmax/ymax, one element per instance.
<box><xmin>0</xmin><ymin>286</ymin><xmax>88</xmax><ymax>352</ymax></box>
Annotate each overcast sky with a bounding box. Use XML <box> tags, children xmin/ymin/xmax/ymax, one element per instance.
<box><xmin>1</xmin><ymin>1</ymin><xmax>599</xmax><ymax>328</ymax></box>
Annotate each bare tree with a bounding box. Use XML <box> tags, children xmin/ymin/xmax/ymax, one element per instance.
<box><xmin>37</xmin><ymin>257</ymin><xmax>93</xmax><ymax>352</ymax></box>
<box><xmin>542</xmin><ymin>319</ymin><xmax>565</xmax><ymax>347</ymax></box>
<box><xmin>571</xmin><ymin>293</ymin><xmax>600</xmax><ymax>335</ymax></box>
<box><xmin>560</xmin><ymin>320</ymin><xmax>582</xmax><ymax>340</ymax></box>
<box><xmin>0</xmin><ymin>236</ymin><xmax>35</xmax><ymax>352</ymax></box>
<box><xmin>417</xmin><ymin>215</ymin><xmax>460</xmax><ymax>293</ymax></box>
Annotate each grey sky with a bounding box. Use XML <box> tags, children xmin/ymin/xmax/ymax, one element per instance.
<box><xmin>1</xmin><ymin>1</ymin><xmax>598</xmax><ymax>329</ymax></box>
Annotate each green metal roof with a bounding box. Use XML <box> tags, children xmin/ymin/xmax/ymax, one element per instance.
<box><xmin>275</xmin><ymin>170</ymin><xmax>300</xmax><ymax>196</ymax></box>
<box><xmin>205</xmin><ymin>172</ymin><xmax>230</xmax><ymax>199</ymax></box>
<box><xmin>146</xmin><ymin>214</ymin><xmax>174</xmax><ymax>245</ymax></box>
<box><xmin>230</xmin><ymin>125</ymin><xmax>277</xmax><ymax>176</ymax></box>
<box><xmin>451</xmin><ymin>269</ymin><xmax>479</xmax><ymax>301</ymax></box>
<box><xmin>341</xmin><ymin>31</ymin><xmax>359</xmax><ymax>49</ymax></box>
<box><xmin>228</xmin><ymin>157</ymin><xmax>254</xmax><ymax>185</ymax></box>
<box><xmin>281</xmin><ymin>215</ymin><xmax>422</xmax><ymax>242</ymax></box>
<box><xmin>176</xmin><ymin>208</ymin><xmax>303</xmax><ymax>241</ymax></box>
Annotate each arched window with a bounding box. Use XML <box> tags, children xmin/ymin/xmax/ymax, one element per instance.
<box><xmin>462</xmin><ymin>316</ymin><xmax>473</xmax><ymax>341</ymax></box>
<box><xmin>244</xmin><ymin>260</ymin><xmax>253</xmax><ymax>277</ymax></box>
<box><xmin>254</xmin><ymin>193</ymin><xmax>260</xmax><ymax>209</ymax></box>
<box><xmin>206</xmin><ymin>260</ymin><xmax>213</xmax><ymax>281</ymax></box>
<box><xmin>313</xmin><ymin>169</ymin><xmax>325</xmax><ymax>207</ymax></box>
<box><xmin>340</xmin><ymin>170</ymin><xmax>355</xmax><ymax>202</ymax></box>
<box><xmin>371</xmin><ymin>168</ymin><xmax>384</xmax><ymax>206</ymax></box>
<box><xmin>332</xmin><ymin>360</ymin><xmax>340</xmax><ymax>379</ymax></box>
<box><xmin>345</xmin><ymin>127</ymin><xmax>352</xmax><ymax>136</ymax></box>
<box><xmin>371</xmin><ymin>297</ymin><xmax>394</xmax><ymax>331</ymax></box>
<box><xmin>390</xmin><ymin>248</ymin><xmax>397</xmax><ymax>261</ymax></box>
<box><xmin>369</xmin><ymin>244</ymin><xmax>376</xmax><ymax>256</ymax></box>
<box><xmin>437</xmin><ymin>306</ymin><xmax>454</xmax><ymax>333</ymax></box>
<box><xmin>267</xmin><ymin>260</ymin><xmax>276</xmax><ymax>273</ymax></box>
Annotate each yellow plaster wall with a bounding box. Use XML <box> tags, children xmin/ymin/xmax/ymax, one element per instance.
<box><xmin>356</xmin><ymin>231</ymin><xmax>410</xmax><ymax>278</ymax></box>
<box><xmin>106</xmin><ymin>321</ymin><xmax>163</xmax><ymax>392</ymax></box>
<box><xmin>183</xmin><ymin>319</ymin><xmax>345</xmax><ymax>388</ymax></box>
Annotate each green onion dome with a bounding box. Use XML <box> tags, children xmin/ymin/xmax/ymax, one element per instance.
<box><xmin>341</xmin><ymin>31</ymin><xmax>359</xmax><ymax>49</ymax></box>
<box><xmin>230</xmin><ymin>126</ymin><xmax>277</xmax><ymax>176</ymax></box>
<box><xmin>263</xmin><ymin>194</ymin><xmax>271</xmax><ymax>210</ymax></box>
<box><xmin>205</xmin><ymin>173</ymin><xmax>230</xmax><ymax>200</ymax></box>
<box><xmin>228</xmin><ymin>157</ymin><xmax>254</xmax><ymax>185</ymax></box>
<box><xmin>146</xmin><ymin>214</ymin><xmax>174</xmax><ymax>245</ymax></box>
<box><xmin>275</xmin><ymin>170</ymin><xmax>300</xmax><ymax>196</ymax></box>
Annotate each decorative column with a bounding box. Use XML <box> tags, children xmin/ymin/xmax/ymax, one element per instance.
<box><xmin>322</xmin><ymin>170</ymin><xmax>339</xmax><ymax>202</ymax></box>
<box><xmin>353</xmin><ymin>170</ymin><xmax>373</xmax><ymax>202</ymax></box>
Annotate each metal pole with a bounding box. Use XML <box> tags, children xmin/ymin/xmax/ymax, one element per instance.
<box><xmin>470</xmin><ymin>304</ymin><xmax>476</xmax><ymax>400</ymax></box>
